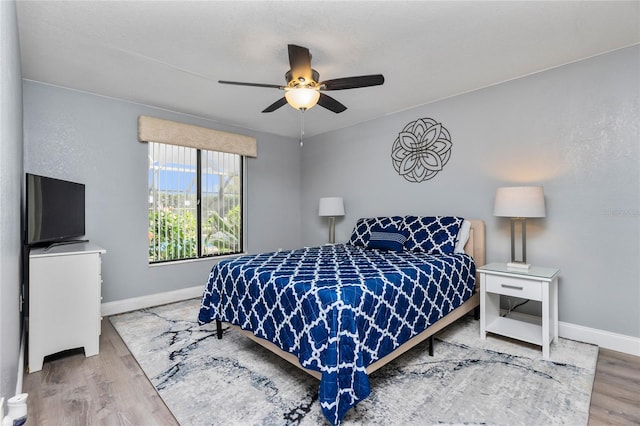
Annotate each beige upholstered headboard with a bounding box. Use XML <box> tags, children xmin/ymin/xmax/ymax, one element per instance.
<box><xmin>464</xmin><ymin>220</ymin><xmax>486</xmax><ymax>268</ymax></box>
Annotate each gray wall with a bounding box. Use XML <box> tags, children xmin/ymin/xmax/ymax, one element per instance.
<box><xmin>20</xmin><ymin>45</ymin><xmax>640</xmax><ymax>340</ymax></box>
<box><xmin>23</xmin><ymin>81</ymin><xmax>301</xmax><ymax>303</ymax></box>
<box><xmin>301</xmin><ymin>46</ymin><xmax>639</xmax><ymax>338</ymax></box>
<box><xmin>0</xmin><ymin>0</ymin><xmax>23</xmax><ymax>400</ymax></box>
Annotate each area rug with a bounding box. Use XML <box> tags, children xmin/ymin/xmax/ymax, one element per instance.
<box><xmin>110</xmin><ymin>298</ymin><xmax>598</xmax><ymax>425</ymax></box>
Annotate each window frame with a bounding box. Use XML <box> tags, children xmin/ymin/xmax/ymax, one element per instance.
<box><xmin>147</xmin><ymin>142</ymin><xmax>246</xmax><ymax>264</ymax></box>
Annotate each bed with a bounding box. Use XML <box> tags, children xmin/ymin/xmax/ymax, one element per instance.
<box><xmin>198</xmin><ymin>216</ymin><xmax>485</xmax><ymax>425</ymax></box>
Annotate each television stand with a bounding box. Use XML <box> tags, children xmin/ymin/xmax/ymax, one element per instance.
<box><xmin>43</xmin><ymin>239</ymin><xmax>90</xmax><ymax>252</ymax></box>
<box><xmin>28</xmin><ymin>243</ymin><xmax>105</xmax><ymax>372</ymax></box>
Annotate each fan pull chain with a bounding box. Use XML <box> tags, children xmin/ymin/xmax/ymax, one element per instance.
<box><xmin>299</xmin><ymin>109</ymin><xmax>305</xmax><ymax>147</ymax></box>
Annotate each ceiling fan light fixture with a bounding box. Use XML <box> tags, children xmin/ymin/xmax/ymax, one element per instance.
<box><xmin>220</xmin><ymin>45</ymin><xmax>384</xmax><ymax>114</ymax></box>
<box><xmin>285</xmin><ymin>87</ymin><xmax>320</xmax><ymax>111</ymax></box>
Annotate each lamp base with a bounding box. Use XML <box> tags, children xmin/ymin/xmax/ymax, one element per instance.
<box><xmin>507</xmin><ymin>261</ymin><xmax>531</xmax><ymax>271</ymax></box>
<box><xmin>327</xmin><ymin>216</ymin><xmax>336</xmax><ymax>244</ymax></box>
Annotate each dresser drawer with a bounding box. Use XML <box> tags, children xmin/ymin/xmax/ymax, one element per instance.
<box><xmin>484</xmin><ymin>274</ymin><xmax>542</xmax><ymax>300</ymax></box>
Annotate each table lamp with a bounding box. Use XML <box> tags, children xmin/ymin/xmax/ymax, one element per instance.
<box><xmin>494</xmin><ymin>186</ymin><xmax>546</xmax><ymax>270</ymax></box>
<box><xmin>319</xmin><ymin>197</ymin><xmax>345</xmax><ymax>244</ymax></box>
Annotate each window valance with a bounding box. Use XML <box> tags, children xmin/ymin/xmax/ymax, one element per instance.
<box><xmin>137</xmin><ymin>115</ymin><xmax>257</xmax><ymax>157</ymax></box>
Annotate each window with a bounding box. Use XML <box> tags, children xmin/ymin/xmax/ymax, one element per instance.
<box><xmin>148</xmin><ymin>142</ymin><xmax>243</xmax><ymax>262</ymax></box>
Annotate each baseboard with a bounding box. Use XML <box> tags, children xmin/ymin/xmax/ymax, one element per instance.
<box><xmin>503</xmin><ymin>310</ymin><xmax>640</xmax><ymax>356</ymax></box>
<box><xmin>101</xmin><ymin>285</ymin><xmax>203</xmax><ymax>317</ymax></box>
<box><xmin>16</xmin><ymin>319</ymin><xmax>25</xmax><ymax>394</ymax></box>
<box><xmin>559</xmin><ymin>321</ymin><xmax>640</xmax><ymax>357</ymax></box>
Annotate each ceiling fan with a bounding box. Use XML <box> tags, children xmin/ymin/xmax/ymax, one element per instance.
<box><xmin>219</xmin><ymin>44</ymin><xmax>385</xmax><ymax>113</ymax></box>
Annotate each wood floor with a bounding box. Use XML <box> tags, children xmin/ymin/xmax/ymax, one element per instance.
<box><xmin>588</xmin><ymin>348</ymin><xmax>640</xmax><ymax>425</ymax></box>
<box><xmin>22</xmin><ymin>319</ymin><xmax>177</xmax><ymax>425</ymax></box>
<box><xmin>22</xmin><ymin>319</ymin><xmax>640</xmax><ymax>425</ymax></box>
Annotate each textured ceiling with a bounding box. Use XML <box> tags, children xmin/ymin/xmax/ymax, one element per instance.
<box><xmin>16</xmin><ymin>1</ymin><xmax>640</xmax><ymax>139</ymax></box>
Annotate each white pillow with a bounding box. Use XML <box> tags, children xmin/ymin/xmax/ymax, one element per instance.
<box><xmin>454</xmin><ymin>219</ymin><xmax>471</xmax><ymax>254</ymax></box>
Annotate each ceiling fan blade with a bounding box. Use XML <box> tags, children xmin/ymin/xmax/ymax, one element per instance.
<box><xmin>320</xmin><ymin>74</ymin><xmax>385</xmax><ymax>91</ymax></box>
<box><xmin>317</xmin><ymin>93</ymin><xmax>347</xmax><ymax>113</ymax></box>
<box><xmin>219</xmin><ymin>80</ymin><xmax>283</xmax><ymax>89</ymax></box>
<box><xmin>262</xmin><ymin>97</ymin><xmax>288</xmax><ymax>113</ymax></box>
<box><xmin>288</xmin><ymin>44</ymin><xmax>313</xmax><ymax>84</ymax></box>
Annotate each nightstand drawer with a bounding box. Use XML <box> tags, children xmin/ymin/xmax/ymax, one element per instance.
<box><xmin>484</xmin><ymin>275</ymin><xmax>541</xmax><ymax>300</ymax></box>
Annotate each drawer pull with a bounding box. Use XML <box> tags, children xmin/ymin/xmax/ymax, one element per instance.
<box><xmin>501</xmin><ymin>284</ymin><xmax>524</xmax><ymax>290</ymax></box>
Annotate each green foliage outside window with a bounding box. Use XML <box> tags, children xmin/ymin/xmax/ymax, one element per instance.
<box><xmin>148</xmin><ymin>209</ymin><xmax>198</xmax><ymax>261</ymax></box>
<box><xmin>148</xmin><ymin>204</ymin><xmax>241</xmax><ymax>262</ymax></box>
<box><xmin>202</xmin><ymin>205</ymin><xmax>241</xmax><ymax>255</ymax></box>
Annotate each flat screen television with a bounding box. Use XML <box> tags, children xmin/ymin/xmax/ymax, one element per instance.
<box><xmin>26</xmin><ymin>173</ymin><xmax>86</xmax><ymax>247</ymax></box>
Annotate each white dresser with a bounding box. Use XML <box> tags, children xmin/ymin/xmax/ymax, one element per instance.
<box><xmin>28</xmin><ymin>242</ymin><xmax>106</xmax><ymax>373</ymax></box>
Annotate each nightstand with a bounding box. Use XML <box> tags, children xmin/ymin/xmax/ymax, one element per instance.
<box><xmin>478</xmin><ymin>263</ymin><xmax>560</xmax><ymax>359</ymax></box>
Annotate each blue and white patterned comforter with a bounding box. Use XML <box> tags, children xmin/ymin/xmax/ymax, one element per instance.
<box><xmin>198</xmin><ymin>244</ymin><xmax>476</xmax><ymax>424</ymax></box>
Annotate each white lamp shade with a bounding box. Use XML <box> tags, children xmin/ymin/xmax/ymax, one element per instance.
<box><xmin>494</xmin><ymin>186</ymin><xmax>546</xmax><ymax>218</ymax></box>
<box><xmin>319</xmin><ymin>197</ymin><xmax>345</xmax><ymax>217</ymax></box>
<box><xmin>285</xmin><ymin>87</ymin><xmax>320</xmax><ymax>110</ymax></box>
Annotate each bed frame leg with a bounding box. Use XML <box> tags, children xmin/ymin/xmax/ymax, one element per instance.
<box><xmin>428</xmin><ymin>335</ymin><xmax>434</xmax><ymax>356</ymax></box>
<box><xmin>474</xmin><ymin>305</ymin><xmax>480</xmax><ymax>320</ymax></box>
<box><xmin>216</xmin><ymin>320</ymin><xmax>223</xmax><ymax>339</ymax></box>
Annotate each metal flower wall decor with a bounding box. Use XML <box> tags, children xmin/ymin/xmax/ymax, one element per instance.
<box><xmin>391</xmin><ymin>117</ymin><xmax>452</xmax><ymax>183</ymax></box>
